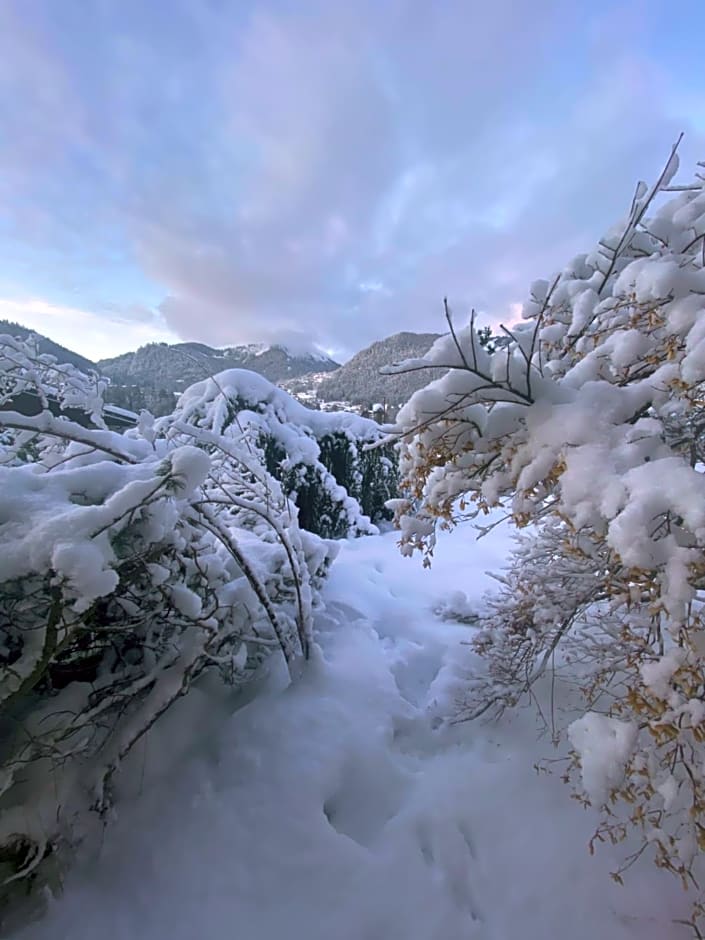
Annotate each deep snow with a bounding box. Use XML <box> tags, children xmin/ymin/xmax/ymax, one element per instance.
<box><xmin>16</xmin><ymin>522</ymin><xmax>691</xmax><ymax>940</ymax></box>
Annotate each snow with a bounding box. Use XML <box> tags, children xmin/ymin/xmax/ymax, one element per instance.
<box><xmin>174</xmin><ymin>368</ymin><xmax>379</xmax><ymax>441</ymax></box>
<box><xmin>640</xmin><ymin>647</ymin><xmax>687</xmax><ymax>699</ymax></box>
<box><xmin>51</xmin><ymin>540</ymin><xmax>120</xmax><ymax>612</ymax></box>
<box><xmin>247</xmin><ymin>342</ymin><xmax>334</xmax><ymax>364</ymax></box>
<box><xmin>567</xmin><ymin>713</ymin><xmax>638</xmax><ymax>806</ymax></box>
<box><xmin>168</xmin><ymin>444</ymin><xmax>211</xmax><ymax>495</ymax></box>
<box><xmin>17</xmin><ymin>521</ymin><xmax>689</xmax><ymax>940</ymax></box>
<box><xmin>169</xmin><ymin>582</ymin><xmax>203</xmax><ymax>619</ymax></box>
<box><xmin>103</xmin><ymin>404</ymin><xmax>138</xmax><ymax>420</ymax></box>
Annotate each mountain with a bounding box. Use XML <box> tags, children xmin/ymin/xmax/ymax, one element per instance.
<box><xmin>1</xmin><ymin>318</ymin><xmax>452</xmax><ymax>419</ymax></box>
<box><xmin>0</xmin><ymin>319</ymin><xmax>96</xmax><ymax>373</ymax></box>
<box><xmin>99</xmin><ymin>341</ymin><xmax>339</xmax><ymax>386</ymax></box>
<box><xmin>98</xmin><ymin>342</ymin><xmax>340</xmax><ymax>414</ymax></box>
<box><xmin>317</xmin><ymin>331</ymin><xmax>446</xmax><ymax>408</ymax></box>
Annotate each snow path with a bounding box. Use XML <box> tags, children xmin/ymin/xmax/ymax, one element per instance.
<box><xmin>18</xmin><ymin>525</ymin><xmax>689</xmax><ymax>940</ymax></box>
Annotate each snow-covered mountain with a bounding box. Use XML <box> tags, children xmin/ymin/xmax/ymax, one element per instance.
<box><xmin>96</xmin><ymin>341</ymin><xmax>340</xmax><ymax>413</ymax></box>
<box><xmin>99</xmin><ymin>341</ymin><xmax>339</xmax><ymax>388</ymax></box>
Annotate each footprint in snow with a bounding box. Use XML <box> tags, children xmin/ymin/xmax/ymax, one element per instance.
<box><xmin>384</xmin><ymin>632</ymin><xmax>448</xmax><ymax>713</ymax></box>
<box><xmin>416</xmin><ymin>817</ymin><xmax>483</xmax><ymax>923</ymax></box>
<box><xmin>390</xmin><ymin>654</ymin><xmax>443</xmax><ymax>709</ymax></box>
<box><xmin>323</xmin><ymin>754</ymin><xmax>410</xmax><ymax>848</ymax></box>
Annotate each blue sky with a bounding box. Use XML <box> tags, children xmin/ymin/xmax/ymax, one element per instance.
<box><xmin>1</xmin><ymin>0</ymin><xmax>704</xmax><ymax>361</ymax></box>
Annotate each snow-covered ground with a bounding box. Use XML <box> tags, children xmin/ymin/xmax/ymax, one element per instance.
<box><xmin>18</xmin><ymin>523</ymin><xmax>690</xmax><ymax>940</ymax></box>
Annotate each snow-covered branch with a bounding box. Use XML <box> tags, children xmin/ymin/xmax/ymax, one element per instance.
<box><xmin>391</xmin><ymin>144</ymin><xmax>705</xmax><ymax>919</ymax></box>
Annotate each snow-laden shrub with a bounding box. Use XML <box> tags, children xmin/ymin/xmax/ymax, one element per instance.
<box><xmin>388</xmin><ymin>141</ymin><xmax>705</xmax><ymax>926</ymax></box>
<box><xmin>0</xmin><ymin>339</ymin><xmax>335</xmax><ymax>919</ymax></box>
<box><xmin>159</xmin><ymin>369</ymin><xmax>397</xmax><ymax>539</ymax></box>
<box><xmin>1</xmin><ymin>332</ymin><xmax>108</xmax><ymax>438</ymax></box>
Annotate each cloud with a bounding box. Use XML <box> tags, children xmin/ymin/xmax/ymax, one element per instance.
<box><xmin>129</xmin><ymin>1</ymin><xmax>705</xmax><ymax>356</ymax></box>
<box><xmin>0</xmin><ymin>297</ymin><xmax>176</xmax><ymax>361</ymax></box>
<box><xmin>1</xmin><ymin>0</ymin><xmax>705</xmax><ymax>360</ymax></box>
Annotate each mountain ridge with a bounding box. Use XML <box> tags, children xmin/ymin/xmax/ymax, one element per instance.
<box><xmin>0</xmin><ymin>319</ymin><xmax>452</xmax><ymax>416</ymax></box>
<box><xmin>0</xmin><ymin>318</ymin><xmax>97</xmax><ymax>374</ymax></box>
<box><xmin>99</xmin><ymin>340</ymin><xmax>338</xmax><ymax>378</ymax></box>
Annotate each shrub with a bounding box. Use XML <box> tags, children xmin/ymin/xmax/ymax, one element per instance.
<box><xmin>0</xmin><ymin>337</ymin><xmax>335</xmax><ymax>921</ymax></box>
<box><xmin>388</xmin><ymin>140</ymin><xmax>705</xmax><ymax>928</ymax></box>
<box><xmin>162</xmin><ymin>368</ymin><xmax>397</xmax><ymax>539</ymax></box>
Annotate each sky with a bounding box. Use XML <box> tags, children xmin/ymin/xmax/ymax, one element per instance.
<box><xmin>1</xmin><ymin>0</ymin><xmax>704</xmax><ymax>363</ymax></box>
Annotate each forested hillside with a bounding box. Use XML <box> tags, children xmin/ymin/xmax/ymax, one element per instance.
<box><xmin>317</xmin><ymin>331</ymin><xmax>445</xmax><ymax>408</ymax></box>
<box><xmin>99</xmin><ymin>342</ymin><xmax>340</xmax><ymax>414</ymax></box>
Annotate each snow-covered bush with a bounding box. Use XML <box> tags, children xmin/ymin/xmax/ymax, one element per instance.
<box><xmin>0</xmin><ymin>338</ymin><xmax>335</xmax><ymax>918</ymax></box>
<box><xmin>160</xmin><ymin>369</ymin><xmax>397</xmax><ymax>539</ymax></box>
<box><xmin>1</xmin><ymin>332</ymin><xmax>108</xmax><ymax>438</ymax></box>
<box><xmin>388</xmin><ymin>141</ymin><xmax>705</xmax><ymax>925</ymax></box>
